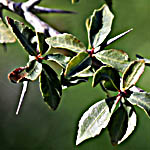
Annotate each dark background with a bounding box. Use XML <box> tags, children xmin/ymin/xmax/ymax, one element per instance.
<box><xmin>0</xmin><ymin>0</ymin><xmax>150</xmax><ymax>149</ymax></box>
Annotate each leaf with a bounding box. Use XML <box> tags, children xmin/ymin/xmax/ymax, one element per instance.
<box><xmin>36</xmin><ymin>32</ymin><xmax>49</xmax><ymax>55</ymax></box>
<box><xmin>8</xmin><ymin>67</ymin><xmax>27</xmax><ymax>83</ymax></box>
<box><xmin>45</xmin><ymin>33</ymin><xmax>86</xmax><ymax>53</ymax></box>
<box><xmin>76</xmin><ymin>96</ymin><xmax>117</xmax><ymax>145</ymax></box>
<box><xmin>0</xmin><ymin>18</ymin><xmax>16</xmax><ymax>43</ymax></box>
<box><xmin>94</xmin><ymin>49</ymin><xmax>130</xmax><ymax>72</ymax></box>
<box><xmin>8</xmin><ymin>57</ymin><xmax>42</xmax><ymax>83</ymax></box>
<box><xmin>118</xmin><ymin>101</ymin><xmax>137</xmax><ymax>144</ymax></box>
<box><xmin>6</xmin><ymin>17</ymin><xmax>37</xmax><ymax>56</ymax></box>
<box><xmin>121</xmin><ymin>60</ymin><xmax>145</xmax><ymax>91</ymax></box>
<box><xmin>25</xmin><ymin>58</ymin><xmax>42</xmax><ymax>81</ymax></box>
<box><xmin>87</xmin><ymin>4</ymin><xmax>114</xmax><ymax>48</ymax></box>
<box><xmin>92</xmin><ymin>66</ymin><xmax>120</xmax><ymax>91</ymax></box>
<box><xmin>127</xmin><ymin>91</ymin><xmax>150</xmax><ymax>117</ymax></box>
<box><xmin>104</xmin><ymin>0</ymin><xmax>112</xmax><ymax>10</ymax></box>
<box><xmin>72</xmin><ymin>0</ymin><xmax>79</xmax><ymax>3</ymax></box>
<box><xmin>45</xmin><ymin>53</ymin><xmax>70</xmax><ymax>68</ymax></box>
<box><xmin>39</xmin><ymin>63</ymin><xmax>62</xmax><ymax>110</ymax></box>
<box><xmin>61</xmin><ymin>75</ymin><xmax>88</xmax><ymax>89</ymax></box>
<box><xmin>108</xmin><ymin>104</ymin><xmax>128</xmax><ymax>146</ymax></box>
<box><xmin>64</xmin><ymin>51</ymin><xmax>92</xmax><ymax>78</ymax></box>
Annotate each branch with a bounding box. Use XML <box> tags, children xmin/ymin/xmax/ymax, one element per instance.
<box><xmin>0</xmin><ymin>0</ymin><xmax>73</xmax><ymax>36</ymax></box>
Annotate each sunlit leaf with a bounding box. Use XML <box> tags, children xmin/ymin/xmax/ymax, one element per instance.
<box><xmin>92</xmin><ymin>66</ymin><xmax>120</xmax><ymax>91</ymax></box>
<box><xmin>6</xmin><ymin>17</ymin><xmax>37</xmax><ymax>56</ymax></box>
<box><xmin>45</xmin><ymin>33</ymin><xmax>86</xmax><ymax>53</ymax></box>
<box><xmin>76</xmin><ymin>96</ymin><xmax>117</xmax><ymax>145</ymax></box>
<box><xmin>121</xmin><ymin>60</ymin><xmax>145</xmax><ymax>91</ymax></box>
<box><xmin>118</xmin><ymin>101</ymin><xmax>137</xmax><ymax>144</ymax></box>
<box><xmin>40</xmin><ymin>63</ymin><xmax>62</xmax><ymax>110</ymax></box>
<box><xmin>0</xmin><ymin>18</ymin><xmax>16</xmax><ymax>43</ymax></box>
<box><xmin>8</xmin><ymin>58</ymin><xmax>42</xmax><ymax>83</ymax></box>
<box><xmin>127</xmin><ymin>91</ymin><xmax>150</xmax><ymax>117</ymax></box>
<box><xmin>45</xmin><ymin>53</ymin><xmax>70</xmax><ymax>68</ymax></box>
<box><xmin>25</xmin><ymin>58</ymin><xmax>42</xmax><ymax>81</ymax></box>
<box><xmin>87</xmin><ymin>4</ymin><xmax>114</xmax><ymax>48</ymax></box>
<box><xmin>94</xmin><ymin>49</ymin><xmax>130</xmax><ymax>72</ymax></box>
<box><xmin>64</xmin><ymin>51</ymin><xmax>92</xmax><ymax>78</ymax></box>
<box><xmin>104</xmin><ymin>0</ymin><xmax>112</xmax><ymax>10</ymax></box>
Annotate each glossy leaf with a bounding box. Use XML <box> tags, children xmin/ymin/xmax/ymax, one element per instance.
<box><xmin>8</xmin><ymin>58</ymin><xmax>42</xmax><ymax>83</ymax></box>
<box><xmin>127</xmin><ymin>91</ymin><xmax>150</xmax><ymax>117</ymax></box>
<box><xmin>64</xmin><ymin>51</ymin><xmax>92</xmax><ymax>78</ymax></box>
<box><xmin>121</xmin><ymin>60</ymin><xmax>145</xmax><ymax>91</ymax></box>
<box><xmin>92</xmin><ymin>66</ymin><xmax>120</xmax><ymax>91</ymax></box>
<box><xmin>76</xmin><ymin>96</ymin><xmax>117</xmax><ymax>145</ymax></box>
<box><xmin>40</xmin><ymin>63</ymin><xmax>62</xmax><ymax>110</ymax></box>
<box><xmin>104</xmin><ymin>0</ymin><xmax>112</xmax><ymax>10</ymax></box>
<box><xmin>87</xmin><ymin>4</ymin><xmax>114</xmax><ymax>48</ymax></box>
<box><xmin>45</xmin><ymin>53</ymin><xmax>70</xmax><ymax>68</ymax></box>
<box><xmin>108</xmin><ymin>105</ymin><xmax>128</xmax><ymax>146</ymax></box>
<box><xmin>0</xmin><ymin>18</ymin><xmax>16</xmax><ymax>43</ymax></box>
<box><xmin>6</xmin><ymin>17</ymin><xmax>37</xmax><ymax>56</ymax></box>
<box><xmin>94</xmin><ymin>49</ymin><xmax>130</xmax><ymax>72</ymax></box>
<box><xmin>25</xmin><ymin>58</ymin><xmax>42</xmax><ymax>81</ymax></box>
<box><xmin>118</xmin><ymin>101</ymin><xmax>137</xmax><ymax>144</ymax></box>
<box><xmin>45</xmin><ymin>33</ymin><xmax>86</xmax><ymax>53</ymax></box>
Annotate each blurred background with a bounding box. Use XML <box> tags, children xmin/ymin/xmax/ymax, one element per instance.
<box><xmin>1</xmin><ymin>0</ymin><xmax>150</xmax><ymax>149</ymax></box>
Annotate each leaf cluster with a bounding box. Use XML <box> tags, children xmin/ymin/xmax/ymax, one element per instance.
<box><xmin>3</xmin><ymin>1</ymin><xmax>150</xmax><ymax>146</ymax></box>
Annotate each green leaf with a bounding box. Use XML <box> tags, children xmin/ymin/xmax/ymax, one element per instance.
<box><xmin>87</xmin><ymin>4</ymin><xmax>114</xmax><ymax>48</ymax></box>
<box><xmin>76</xmin><ymin>96</ymin><xmax>117</xmax><ymax>145</ymax></box>
<box><xmin>64</xmin><ymin>51</ymin><xmax>92</xmax><ymax>78</ymax></box>
<box><xmin>25</xmin><ymin>57</ymin><xmax>42</xmax><ymax>81</ymax></box>
<box><xmin>121</xmin><ymin>60</ymin><xmax>145</xmax><ymax>91</ymax></box>
<box><xmin>6</xmin><ymin>17</ymin><xmax>37</xmax><ymax>56</ymax></box>
<box><xmin>108</xmin><ymin>100</ymin><xmax>137</xmax><ymax>145</ymax></box>
<box><xmin>36</xmin><ymin>32</ymin><xmax>49</xmax><ymax>55</ymax></box>
<box><xmin>40</xmin><ymin>63</ymin><xmax>62</xmax><ymax>110</ymax></box>
<box><xmin>104</xmin><ymin>0</ymin><xmax>112</xmax><ymax>10</ymax></box>
<box><xmin>0</xmin><ymin>18</ymin><xmax>16</xmax><ymax>43</ymax></box>
<box><xmin>45</xmin><ymin>33</ymin><xmax>86</xmax><ymax>53</ymax></box>
<box><xmin>72</xmin><ymin>0</ymin><xmax>79</xmax><ymax>3</ymax></box>
<box><xmin>118</xmin><ymin>101</ymin><xmax>137</xmax><ymax>144</ymax></box>
<box><xmin>92</xmin><ymin>66</ymin><xmax>120</xmax><ymax>91</ymax></box>
<box><xmin>108</xmin><ymin>104</ymin><xmax>128</xmax><ymax>146</ymax></box>
<box><xmin>127</xmin><ymin>91</ymin><xmax>150</xmax><ymax>117</ymax></box>
<box><xmin>8</xmin><ymin>57</ymin><xmax>42</xmax><ymax>83</ymax></box>
<box><xmin>94</xmin><ymin>49</ymin><xmax>130</xmax><ymax>72</ymax></box>
<box><xmin>45</xmin><ymin>53</ymin><xmax>70</xmax><ymax>68</ymax></box>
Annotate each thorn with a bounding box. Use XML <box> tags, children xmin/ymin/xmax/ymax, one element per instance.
<box><xmin>106</xmin><ymin>28</ymin><xmax>133</xmax><ymax>46</ymax></box>
<box><xmin>16</xmin><ymin>81</ymin><xmax>28</xmax><ymax>115</ymax></box>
